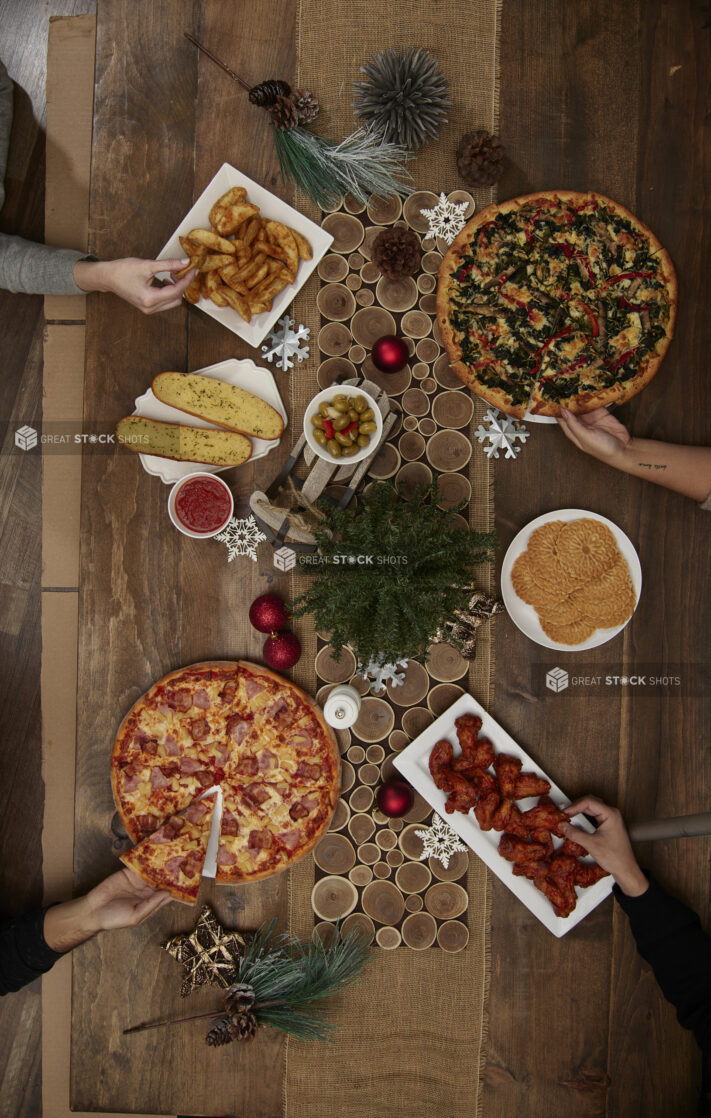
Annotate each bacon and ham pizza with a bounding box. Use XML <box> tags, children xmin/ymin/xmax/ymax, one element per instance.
<box><xmin>112</xmin><ymin>661</ymin><xmax>340</xmax><ymax>896</ymax></box>
<box><xmin>437</xmin><ymin>191</ymin><xmax>677</xmax><ymax>417</ymax></box>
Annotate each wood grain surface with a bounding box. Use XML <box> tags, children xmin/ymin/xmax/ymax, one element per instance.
<box><xmin>0</xmin><ymin>4</ymin><xmax>94</xmax><ymax>1117</ymax></box>
<box><xmin>486</xmin><ymin>3</ymin><xmax>711</xmax><ymax>1118</ymax></box>
<box><xmin>0</xmin><ymin>0</ymin><xmax>708</xmax><ymax>1116</ymax></box>
<box><xmin>70</xmin><ymin>1</ymin><xmax>296</xmax><ymax>1113</ymax></box>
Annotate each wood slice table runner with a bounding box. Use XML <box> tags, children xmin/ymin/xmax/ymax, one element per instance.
<box><xmin>287</xmin><ymin>1</ymin><xmax>500</xmax><ymax>1115</ymax></box>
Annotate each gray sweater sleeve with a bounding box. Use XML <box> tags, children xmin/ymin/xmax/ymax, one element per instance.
<box><xmin>0</xmin><ymin>60</ymin><xmax>85</xmax><ymax>295</ymax></box>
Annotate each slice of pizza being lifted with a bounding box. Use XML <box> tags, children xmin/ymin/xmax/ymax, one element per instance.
<box><xmin>120</xmin><ymin>793</ymin><xmax>217</xmax><ymax>903</ymax></box>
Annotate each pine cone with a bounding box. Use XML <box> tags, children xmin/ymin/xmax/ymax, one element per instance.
<box><xmin>456</xmin><ymin>130</ymin><xmax>506</xmax><ymax>187</ymax></box>
<box><xmin>291</xmin><ymin>88</ymin><xmax>319</xmax><ymax>125</ymax></box>
<box><xmin>371</xmin><ymin>227</ymin><xmax>422</xmax><ymax>280</ymax></box>
<box><xmin>231</xmin><ymin>1010</ymin><xmax>258</xmax><ymax>1041</ymax></box>
<box><xmin>224</xmin><ymin>982</ymin><xmax>255</xmax><ymax>1015</ymax></box>
<box><xmin>206</xmin><ymin>1016</ymin><xmax>235</xmax><ymax>1047</ymax></box>
<box><xmin>268</xmin><ymin>94</ymin><xmax>298</xmax><ymax>131</ymax></box>
<box><xmin>249</xmin><ymin>79</ymin><xmax>292</xmax><ymax>107</ymax></box>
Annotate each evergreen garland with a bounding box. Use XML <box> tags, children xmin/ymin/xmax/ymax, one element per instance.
<box><xmin>291</xmin><ymin>482</ymin><xmax>496</xmax><ymax>666</ymax></box>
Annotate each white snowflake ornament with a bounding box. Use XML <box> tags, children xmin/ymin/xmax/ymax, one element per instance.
<box><xmin>261</xmin><ymin>315</ymin><xmax>310</xmax><ymax>372</ymax></box>
<box><xmin>214</xmin><ymin>516</ymin><xmax>267</xmax><ymax>562</ymax></box>
<box><xmin>420</xmin><ymin>192</ymin><xmax>468</xmax><ymax>245</ymax></box>
<box><xmin>357</xmin><ymin>657</ymin><xmax>408</xmax><ymax>694</ymax></box>
<box><xmin>415</xmin><ymin>814</ymin><xmax>468</xmax><ymax>869</ymax></box>
<box><xmin>474</xmin><ymin>407</ymin><xmax>529</xmax><ymax>459</ymax></box>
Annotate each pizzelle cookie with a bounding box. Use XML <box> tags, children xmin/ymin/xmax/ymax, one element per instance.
<box><xmin>510</xmin><ymin>516</ymin><xmax>637</xmax><ymax>645</ymax></box>
<box><xmin>555</xmin><ymin>519</ymin><xmax>618</xmax><ymax>581</ymax></box>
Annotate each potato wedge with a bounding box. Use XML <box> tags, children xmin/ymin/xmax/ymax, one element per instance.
<box><xmin>290</xmin><ymin>227</ymin><xmax>313</xmax><ymax>261</ymax></box>
<box><xmin>187</xmin><ymin>228</ymin><xmax>236</xmax><ymax>254</ymax></box>
<box><xmin>242</xmin><ymin>216</ymin><xmax>261</xmax><ymax>247</ymax></box>
<box><xmin>212</xmin><ymin>201</ymin><xmax>260</xmax><ymax>237</ymax></box>
<box><xmin>220</xmin><ymin>287</ymin><xmax>252</xmax><ymax>322</ymax></box>
<box><xmin>233</xmin><ymin>252</ymin><xmax>267</xmax><ymax>281</ymax></box>
<box><xmin>218</xmin><ymin>266</ymin><xmax>250</xmax><ymax>295</ymax></box>
<box><xmin>264</xmin><ymin>220</ymin><xmax>298</xmax><ymax>279</ymax></box>
<box><xmin>198</xmin><ymin>253</ymin><xmax>236</xmax><ymax>272</ymax></box>
<box><xmin>255</xmin><ymin>238</ymin><xmax>289</xmax><ymax>265</ymax></box>
<box><xmin>184</xmin><ymin>275</ymin><xmax>202</xmax><ymax>304</ymax></box>
<box><xmin>204</xmin><ymin>270</ymin><xmax>229</xmax><ymax>306</ymax></box>
<box><xmin>245</xmin><ymin>262</ymin><xmax>270</xmax><ymax>290</ymax></box>
<box><xmin>208</xmin><ymin>186</ymin><xmax>247</xmax><ymax>228</ymax></box>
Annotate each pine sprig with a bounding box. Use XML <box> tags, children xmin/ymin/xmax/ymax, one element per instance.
<box><xmin>291</xmin><ymin>482</ymin><xmax>496</xmax><ymax>666</ymax></box>
<box><xmin>124</xmin><ymin>920</ymin><xmax>370</xmax><ymax>1045</ymax></box>
<box><xmin>273</xmin><ymin>125</ymin><xmax>411</xmax><ymax>209</ymax></box>
<box><xmin>236</xmin><ymin>921</ymin><xmax>369</xmax><ymax>1040</ymax></box>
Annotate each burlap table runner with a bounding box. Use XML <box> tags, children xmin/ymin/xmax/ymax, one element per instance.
<box><xmin>286</xmin><ymin>2</ymin><xmax>500</xmax><ymax>1115</ymax></box>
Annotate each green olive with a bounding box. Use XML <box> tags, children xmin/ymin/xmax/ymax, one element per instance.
<box><xmin>326</xmin><ymin>439</ymin><xmax>342</xmax><ymax>458</ymax></box>
<box><xmin>348</xmin><ymin>409</ymin><xmax>359</xmax><ymax>422</ymax></box>
<box><xmin>311</xmin><ymin>413</ymin><xmax>324</xmax><ymax>428</ymax></box>
<box><xmin>359</xmin><ymin>421</ymin><xmax>377</xmax><ymax>434</ymax></box>
<box><xmin>354</xmin><ymin>396</ymin><xmax>368</xmax><ymax>413</ymax></box>
<box><xmin>341</xmin><ymin>443</ymin><xmax>359</xmax><ymax>457</ymax></box>
<box><xmin>346</xmin><ymin>396</ymin><xmax>356</xmax><ymax>407</ymax></box>
<box><xmin>331</xmin><ymin>395</ymin><xmax>349</xmax><ymax>411</ymax></box>
<box><xmin>335</xmin><ymin>430</ymin><xmax>354</xmax><ymax>446</ymax></box>
<box><xmin>318</xmin><ymin>402</ymin><xmax>331</xmax><ymax>417</ymax></box>
<box><xmin>357</xmin><ymin>434</ymin><xmax>370</xmax><ymax>447</ymax></box>
<box><xmin>333</xmin><ymin>415</ymin><xmax>351</xmax><ymax>431</ymax></box>
<box><xmin>313</xmin><ymin>429</ymin><xmax>328</xmax><ymax>446</ymax></box>
<box><xmin>359</xmin><ymin>408</ymin><xmax>375</xmax><ymax>422</ymax></box>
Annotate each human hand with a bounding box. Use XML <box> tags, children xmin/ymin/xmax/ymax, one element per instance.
<box><xmin>562</xmin><ymin>796</ymin><xmax>649</xmax><ymax>897</ymax></box>
<box><xmin>84</xmin><ymin>868</ymin><xmax>172</xmax><ymax>931</ymax></box>
<box><xmin>73</xmin><ymin>257</ymin><xmax>196</xmax><ymax>314</ymax></box>
<box><xmin>557</xmin><ymin>407</ymin><xmax>632</xmax><ymax>464</ymax></box>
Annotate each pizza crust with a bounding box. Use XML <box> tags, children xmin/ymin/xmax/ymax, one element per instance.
<box><xmin>437</xmin><ymin>190</ymin><xmax>677</xmax><ymax>417</ymax></box>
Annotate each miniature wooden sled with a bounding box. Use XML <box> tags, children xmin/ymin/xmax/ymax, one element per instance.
<box><xmin>250</xmin><ymin>378</ymin><xmax>399</xmax><ymax>553</ymax></box>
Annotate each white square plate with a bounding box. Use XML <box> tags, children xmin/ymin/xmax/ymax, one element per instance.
<box><xmin>394</xmin><ymin>693</ymin><xmax>613</xmax><ymax>936</ymax></box>
<box><xmin>500</xmin><ymin>508</ymin><xmax>642</xmax><ymax>651</ymax></box>
<box><xmin>132</xmin><ymin>357</ymin><xmax>287</xmax><ymax>484</ymax></box>
<box><xmin>157</xmin><ymin>163</ymin><xmax>333</xmax><ymax>346</ymax></box>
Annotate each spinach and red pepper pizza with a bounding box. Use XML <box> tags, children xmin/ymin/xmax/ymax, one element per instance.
<box><xmin>437</xmin><ymin>191</ymin><xmax>677</xmax><ymax>417</ymax></box>
<box><xmin>112</xmin><ymin>661</ymin><xmax>340</xmax><ymax>899</ymax></box>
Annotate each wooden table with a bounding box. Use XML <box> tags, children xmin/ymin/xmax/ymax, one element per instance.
<box><xmin>68</xmin><ymin>1</ymin><xmax>710</xmax><ymax>1115</ymax></box>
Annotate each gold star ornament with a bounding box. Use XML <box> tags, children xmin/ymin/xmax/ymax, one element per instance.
<box><xmin>163</xmin><ymin>904</ymin><xmax>246</xmax><ymax>997</ymax></box>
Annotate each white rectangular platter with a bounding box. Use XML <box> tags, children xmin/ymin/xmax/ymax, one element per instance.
<box><xmin>158</xmin><ymin>162</ymin><xmax>333</xmax><ymax>346</ymax></box>
<box><xmin>394</xmin><ymin>693</ymin><xmax>613</xmax><ymax>937</ymax></box>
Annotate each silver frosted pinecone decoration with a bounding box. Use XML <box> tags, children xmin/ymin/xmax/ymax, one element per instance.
<box><xmin>353</xmin><ymin>46</ymin><xmax>450</xmax><ymax>151</ymax></box>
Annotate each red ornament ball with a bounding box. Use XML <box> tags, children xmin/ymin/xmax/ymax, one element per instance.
<box><xmin>249</xmin><ymin>593</ymin><xmax>289</xmax><ymax>633</ymax></box>
<box><xmin>376</xmin><ymin>778</ymin><xmax>415</xmax><ymax>818</ymax></box>
<box><xmin>371</xmin><ymin>334</ymin><xmax>409</xmax><ymax>374</ymax></box>
<box><xmin>263</xmin><ymin>630</ymin><xmax>301</xmax><ymax>671</ymax></box>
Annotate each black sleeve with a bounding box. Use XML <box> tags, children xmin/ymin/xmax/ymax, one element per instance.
<box><xmin>614</xmin><ymin>875</ymin><xmax>711</xmax><ymax>1054</ymax></box>
<box><xmin>0</xmin><ymin>907</ymin><xmax>64</xmax><ymax>995</ymax></box>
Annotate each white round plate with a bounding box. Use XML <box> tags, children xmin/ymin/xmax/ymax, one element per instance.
<box><xmin>133</xmin><ymin>358</ymin><xmax>287</xmax><ymax>484</ymax></box>
<box><xmin>303</xmin><ymin>386</ymin><xmax>383</xmax><ymax>465</ymax></box>
<box><xmin>500</xmin><ymin>508</ymin><xmax>642</xmax><ymax>651</ymax></box>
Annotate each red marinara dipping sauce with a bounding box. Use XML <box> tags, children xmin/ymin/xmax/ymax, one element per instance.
<box><xmin>175</xmin><ymin>476</ymin><xmax>232</xmax><ymax>534</ymax></box>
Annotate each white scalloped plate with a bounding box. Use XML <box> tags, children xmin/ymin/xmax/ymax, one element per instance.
<box><xmin>133</xmin><ymin>358</ymin><xmax>287</xmax><ymax>484</ymax></box>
